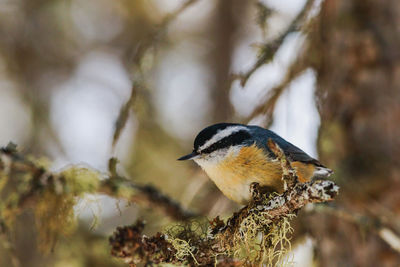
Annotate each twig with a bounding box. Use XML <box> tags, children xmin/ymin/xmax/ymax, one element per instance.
<box><xmin>112</xmin><ymin>85</ymin><xmax>137</xmax><ymax>149</ymax></box>
<box><xmin>239</xmin><ymin>0</ymin><xmax>315</xmax><ymax>87</ymax></box>
<box><xmin>100</xmin><ymin>177</ymin><xmax>197</xmax><ymax>221</ymax></box>
<box><xmin>245</xmin><ymin>51</ymin><xmax>309</xmax><ymax>126</ymax></box>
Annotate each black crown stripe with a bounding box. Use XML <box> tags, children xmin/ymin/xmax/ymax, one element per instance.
<box><xmin>200</xmin><ymin>130</ymin><xmax>251</xmax><ymax>154</ymax></box>
<box><xmin>193</xmin><ymin>123</ymin><xmax>243</xmax><ymax>151</ymax></box>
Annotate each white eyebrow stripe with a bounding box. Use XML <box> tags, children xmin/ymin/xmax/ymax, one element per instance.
<box><xmin>199</xmin><ymin>126</ymin><xmax>249</xmax><ymax>152</ymax></box>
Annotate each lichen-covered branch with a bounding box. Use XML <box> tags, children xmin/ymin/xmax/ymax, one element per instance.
<box><xmin>109</xmin><ymin>140</ymin><xmax>339</xmax><ymax>266</ymax></box>
<box><xmin>216</xmin><ymin>179</ymin><xmax>338</xmax><ymax>236</ymax></box>
<box><xmin>110</xmin><ymin>179</ymin><xmax>338</xmax><ymax>266</ymax></box>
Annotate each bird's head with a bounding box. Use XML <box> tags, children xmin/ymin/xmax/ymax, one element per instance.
<box><xmin>178</xmin><ymin>123</ymin><xmax>252</xmax><ymax>166</ymax></box>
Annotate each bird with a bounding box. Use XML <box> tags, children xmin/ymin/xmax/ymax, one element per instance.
<box><xmin>178</xmin><ymin>123</ymin><xmax>333</xmax><ymax>204</ymax></box>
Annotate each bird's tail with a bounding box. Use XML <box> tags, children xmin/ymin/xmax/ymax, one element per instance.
<box><xmin>312</xmin><ymin>166</ymin><xmax>334</xmax><ymax>179</ymax></box>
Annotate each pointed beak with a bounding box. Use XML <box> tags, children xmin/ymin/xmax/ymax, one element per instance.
<box><xmin>177</xmin><ymin>151</ymin><xmax>199</xmax><ymax>161</ymax></box>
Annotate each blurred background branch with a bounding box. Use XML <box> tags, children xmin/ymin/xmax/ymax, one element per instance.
<box><xmin>0</xmin><ymin>144</ymin><xmax>197</xmax><ymax>226</ymax></box>
<box><xmin>308</xmin><ymin>205</ymin><xmax>400</xmax><ymax>254</ymax></box>
<box><xmin>238</xmin><ymin>0</ymin><xmax>315</xmax><ymax>87</ymax></box>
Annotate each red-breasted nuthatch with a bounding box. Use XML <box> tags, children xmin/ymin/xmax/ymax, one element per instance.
<box><xmin>178</xmin><ymin>123</ymin><xmax>333</xmax><ymax>204</ymax></box>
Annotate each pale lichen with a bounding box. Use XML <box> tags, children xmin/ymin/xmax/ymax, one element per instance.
<box><xmin>35</xmin><ymin>190</ymin><xmax>76</xmax><ymax>252</ymax></box>
<box><xmin>35</xmin><ymin>167</ymin><xmax>102</xmax><ymax>251</ymax></box>
<box><xmin>231</xmin><ymin>193</ymin><xmax>296</xmax><ymax>266</ymax></box>
<box><xmin>60</xmin><ymin>167</ymin><xmax>101</xmax><ymax>194</ymax></box>
<box><xmin>168</xmin><ymin>238</ymin><xmax>199</xmax><ymax>264</ymax></box>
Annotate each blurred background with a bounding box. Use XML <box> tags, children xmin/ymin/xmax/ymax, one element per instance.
<box><xmin>0</xmin><ymin>0</ymin><xmax>399</xmax><ymax>266</ymax></box>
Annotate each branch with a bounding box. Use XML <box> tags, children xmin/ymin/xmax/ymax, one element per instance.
<box><xmin>112</xmin><ymin>85</ymin><xmax>137</xmax><ymax>149</ymax></box>
<box><xmin>110</xmin><ymin>180</ymin><xmax>338</xmax><ymax>266</ymax></box>
<box><xmin>100</xmin><ymin>173</ymin><xmax>197</xmax><ymax>221</ymax></box>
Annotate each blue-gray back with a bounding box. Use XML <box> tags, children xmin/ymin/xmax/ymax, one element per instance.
<box><xmin>247</xmin><ymin>125</ymin><xmax>322</xmax><ymax>166</ymax></box>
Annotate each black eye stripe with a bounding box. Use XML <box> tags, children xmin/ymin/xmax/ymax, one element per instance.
<box><xmin>200</xmin><ymin>130</ymin><xmax>251</xmax><ymax>154</ymax></box>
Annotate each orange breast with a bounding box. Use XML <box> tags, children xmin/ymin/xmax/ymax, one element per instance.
<box><xmin>208</xmin><ymin>145</ymin><xmax>283</xmax><ymax>203</ymax></box>
<box><xmin>200</xmin><ymin>145</ymin><xmax>317</xmax><ymax>204</ymax></box>
<box><xmin>224</xmin><ymin>145</ymin><xmax>284</xmax><ymax>190</ymax></box>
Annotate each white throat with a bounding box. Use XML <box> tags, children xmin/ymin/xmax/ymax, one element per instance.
<box><xmin>193</xmin><ymin>145</ymin><xmax>241</xmax><ymax>168</ymax></box>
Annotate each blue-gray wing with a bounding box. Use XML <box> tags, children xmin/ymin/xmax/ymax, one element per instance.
<box><xmin>248</xmin><ymin>126</ymin><xmax>324</xmax><ymax>167</ymax></box>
